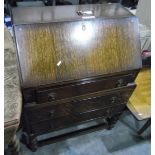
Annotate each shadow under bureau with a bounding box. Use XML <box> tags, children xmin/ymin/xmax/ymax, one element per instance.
<box><xmin>11</xmin><ymin>3</ymin><xmax>142</xmax><ymax>151</ymax></box>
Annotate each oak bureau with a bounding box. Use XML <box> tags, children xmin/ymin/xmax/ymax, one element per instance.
<box><xmin>11</xmin><ymin>3</ymin><xmax>142</xmax><ymax>151</ymax></box>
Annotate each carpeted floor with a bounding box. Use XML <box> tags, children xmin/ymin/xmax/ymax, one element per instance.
<box><xmin>18</xmin><ymin>111</ymin><xmax>151</xmax><ymax>155</ymax></box>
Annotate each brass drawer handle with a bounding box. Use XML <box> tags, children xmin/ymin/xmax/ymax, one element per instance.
<box><xmin>116</xmin><ymin>79</ymin><xmax>124</xmax><ymax>87</ymax></box>
<box><xmin>110</xmin><ymin>96</ymin><xmax>117</xmax><ymax>104</ymax></box>
<box><xmin>49</xmin><ymin>110</ymin><xmax>55</xmax><ymax>118</ymax></box>
<box><xmin>77</xmin><ymin>10</ymin><xmax>94</xmax><ymax>16</ymax></box>
<box><xmin>76</xmin><ymin>10</ymin><xmax>95</xmax><ymax>19</ymax></box>
<box><xmin>48</xmin><ymin>93</ymin><xmax>56</xmax><ymax>102</ymax></box>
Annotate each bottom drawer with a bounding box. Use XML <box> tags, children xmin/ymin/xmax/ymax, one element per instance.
<box><xmin>30</xmin><ymin>105</ymin><xmax>125</xmax><ymax>135</ymax></box>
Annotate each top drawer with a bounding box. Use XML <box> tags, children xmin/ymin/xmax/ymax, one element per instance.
<box><xmin>36</xmin><ymin>73</ymin><xmax>135</xmax><ymax>103</ymax></box>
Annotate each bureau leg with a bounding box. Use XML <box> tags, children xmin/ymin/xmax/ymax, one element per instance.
<box><xmin>8</xmin><ymin>135</ymin><xmax>20</xmax><ymax>155</ymax></box>
<box><xmin>28</xmin><ymin>135</ymin><xmax>38</xmax><ymax>152</ymax></box>
<box><xmin>21</xmin><ymin>133</ymin><xmax>38</xmax><ymax>152</ymax></box>
<box><xmin>106</xmin><ymin>117</ymin><xmax>114</xmax><ymax>130</ymax></box>
<box><xmin>107</xmin><ymin>114</ymin><xmax>121</xmax><ymax>130</ymax></box>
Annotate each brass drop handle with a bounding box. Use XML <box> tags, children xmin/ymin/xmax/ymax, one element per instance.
<box><xmin>116</xmin><ymin>79</ymin><xmax>124</xmax><ymax>87</ymax></box>
<box><xmin>49</xmin><ymin>110</ymin><xmax>55</xmax><ymax>117</ymax></box>
<box><xmin>110</xmin><ymin>96</ymin><xmax>117</xmax><ymax>104</ymax></box>
<box><xmin>77</xmin><ymin>10</ymin><xmax>94</xmax><ymax>16</ymax></box>
<box><xmin>48</xmin><ymin>93</ymin><xmax>56</xmax><ymax>102</ymax></box>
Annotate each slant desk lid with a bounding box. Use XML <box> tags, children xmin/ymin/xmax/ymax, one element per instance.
<box><xmin>12</xmin><ymin>4</ymin><xmax>142</xmax><ymax>88</ymax></box>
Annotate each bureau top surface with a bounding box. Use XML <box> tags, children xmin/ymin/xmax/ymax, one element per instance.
<box><xmin>12</xmin><ymin>3</ymin><xmax>134</xmax><ymax>25</ymax></box>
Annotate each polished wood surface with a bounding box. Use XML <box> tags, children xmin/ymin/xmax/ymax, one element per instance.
<box><xmin>30</xmin><ymin>104</ymin><xmax>125</xmax><ymax>135</ymax></box>
<box><xmin>21</xmin><ymin>71</ymin><xmax>137</xmax><ymax>150</ymax></box>
<box><xmin>22</xmin><ymin>69</ymin><xmax>138</xmax><ymax>103</ymax></box>
<box><xmin>14</xmin><ymin>16</ymin><xmax>141</xmax><ymax>87</ymax></box>
<box><xmin>12</xmin><ymin>4</ymin><xmax>133</xmax><ymax>24</ymax></box>
<box><xmin>128</xmin><ymin>68</ymin><xmax>151</xmax><ymax>120</ymax></box>
<box><xmin>12</xmin><ymin>4</ymin><xmax>142</xmax><ymax>151</ymax></box>
<box><xmin>36</xmin><ymin>73</ymin><xmax>134</xmax><ymax>103</ymax></box>
<box><xmin>25</xmin><ymin>85</ymin><xmax>135</xmax><ymax>125</ymax></box>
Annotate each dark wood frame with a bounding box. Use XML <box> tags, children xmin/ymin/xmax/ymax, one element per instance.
<box><xmin>20</xmin><ymin>70</ymin><xmax>139</xmax><ymax>151</ymax></box>
<box><xmin>11</xmin><ymin>4</ymin><xmax>142</xmax><ymax>151</ymax></box>
<box><xmin>21</xmin><ymin>113</ymin><xmax>122</xmax><ymax>151</ymax></box>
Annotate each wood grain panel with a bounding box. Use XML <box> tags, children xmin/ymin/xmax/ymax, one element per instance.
<box><xmin>14</xmin><ymin>17</ymin><xmax>141</xmax><ymax>87</ymax></box>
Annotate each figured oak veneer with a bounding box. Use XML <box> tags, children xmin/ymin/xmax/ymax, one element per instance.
<box><xmin>14</xmin><ymin>16</ymin><xmax>141</xmax><ymax>87</ymax></box>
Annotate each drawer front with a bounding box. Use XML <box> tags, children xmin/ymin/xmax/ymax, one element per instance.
<box><xmin>30</xmin><ymin>104</ymin><xmax>126</xmax><ymax>135</ymax></box>
<box><xmin>36</xmin><ymin>73</ymin><xmax>134</xmax><ymax>103</ymax></box>
<box><xmin>25</xmin><ymin>86</ymin><xmax>135</xmax><ymax>125</ymax></box>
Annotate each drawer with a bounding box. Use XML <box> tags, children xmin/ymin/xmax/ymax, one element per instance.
<box><xmin>36</xmin><ymin>73</ymin><xmax>135</xmax><ymax>103</ymax></box>
<box><xmin>30</xmin><ymin>104</ymin><xmax>126</xmax><ymax>135</ymax></box>
<box><xmin>25</xmin><ymin>86</ymin><xmax>135</xmax><ymax>124</ymax></box>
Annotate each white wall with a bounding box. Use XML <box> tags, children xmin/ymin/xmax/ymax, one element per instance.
<box><xmin>136</xmin><ymin>0</ymin><xmax>151</xmax><ymax>28</ymax></box>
